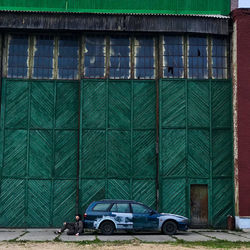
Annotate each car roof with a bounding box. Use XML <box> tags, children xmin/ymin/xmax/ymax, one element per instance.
<box><xmin>99</xmin><ymin>199</ymin><xmax>137</xmax><ymax>203</ymax></box>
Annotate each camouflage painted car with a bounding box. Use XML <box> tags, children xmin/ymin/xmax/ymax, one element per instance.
<box><xmin>83</xmin><ymin>200</ymin><xmax>189</xmax><ymax>235</ymax></box>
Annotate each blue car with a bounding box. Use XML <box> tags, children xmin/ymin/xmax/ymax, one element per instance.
<box><xmin>84</xmin><ymin>200</ymin><xmax>189</xmax><ymax>235</ymax></box>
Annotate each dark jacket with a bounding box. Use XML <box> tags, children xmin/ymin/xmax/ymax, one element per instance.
<box><xmin>74</xmin><ymin>220</ymin><xmax>83</xmax><ymax>234</ymax></box>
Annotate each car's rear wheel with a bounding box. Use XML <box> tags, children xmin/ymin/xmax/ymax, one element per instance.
<box><xmin>100</xmin><ymin>221</ymin><xmax>115</xmax><ymax>235</ymax></box>
<box><xmin>162</xmin><ymin>221</ymin><xmax>177</xmax><ymax>235</ymax></box>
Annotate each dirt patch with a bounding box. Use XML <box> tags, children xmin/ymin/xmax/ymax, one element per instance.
<box><xmin>0</xmin><ymin>242</ymin><xmax>250</xmax><ymax>250</ymax></box>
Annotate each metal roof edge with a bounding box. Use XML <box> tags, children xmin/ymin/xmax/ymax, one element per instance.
<box><xmin>0</xmin><ymin>8</ymin><xmax>230</xmax><ymax>19</ymax></box>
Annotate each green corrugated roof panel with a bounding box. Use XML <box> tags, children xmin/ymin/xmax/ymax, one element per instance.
<box><xmin>0</xmin><ymin>0</ymin><xmax>231</xmax><ymax>16</ymax></box>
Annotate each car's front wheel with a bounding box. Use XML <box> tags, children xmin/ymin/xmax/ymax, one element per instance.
<box><xmin>162</xmin><ymin>221</ymin><xmax>177</xmax><ymax>235</ymax></box>
<box><xmin>100</xmin><ymin>221</ymin><xmax>115</xmax><ymax>235</ymax></box>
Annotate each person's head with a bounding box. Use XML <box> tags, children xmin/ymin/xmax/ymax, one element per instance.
<box><xmin>75</xmin><ymin>214</ymin><xmax>82</xmax><ymax>221</ymax></box>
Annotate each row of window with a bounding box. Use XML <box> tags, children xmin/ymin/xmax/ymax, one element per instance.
<box><xmin>6</xmin><ymin>34</ymin><xmax>229</xmax><ymax>80</ymax></box>
<box><xmin>93</xmin><ymin>202</ymin><xmax>151</xmax><ymax>214</ymax></box>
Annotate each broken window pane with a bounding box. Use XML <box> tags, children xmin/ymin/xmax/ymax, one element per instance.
<box><xmin>134</xmin><ymin>37</ymin><xmax>155</xmax><ymax>79</ymax></box>
<box><xmin>33</xmin><ymin>35</ymin><xmax>54</xmax><ymax>79</ymax></box>
<box><xmin>163</xmin><ymin>36</ymin><xmax>184</xmax><ymax>78</ymax></box>
<box><xmin>188</xmin><ymin>37</ymin><xmax>208</xmax><ymax>79</ymax></box>
<box><xmin>212</xmin><ymin>37</ymin><xmax>228</xmax><ymax>79</ymax></box>
<box><xmin>58</xmin><ymin>37</ymin><xmax>79</xmax><ymax>79</ymax></box>
<box><xmin>110</xmin><ymin>37</ymin><xmax>130</xmax><ymax>79</ymax></box>
<box><xmin>7</xmin><ymin>35</ymin><xmax>29</xmax><ymax>78</ymax></box>
<box><xmin>84</xmin><ymin>36</ymin><xmax>106</xmax><ymax>78</ymax></box>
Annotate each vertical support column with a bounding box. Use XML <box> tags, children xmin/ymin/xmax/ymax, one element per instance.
<box><xmin>77</xmin><ymin>36</ymin><xmax>84</xmax><ymax>214</ymax></box>
<box><xmin>50</xmin><ymin>80</ymin><xmax>57</xmax><ymax>225</ymax></box>
<box><xmin>78</xmin><ymin>79</ymin><xmax>83</xmax><ymax>214</ymax></box>
<box><xmin>130</xmin><ymin>80</ymin><xmax>134</xmax><ymax>200</ymax></box>
<box><xmin>232</xmin><ymin>20</ymin><xmax>239</xmax><ymax>219</ymax></box>
<box><xmin>24</xmin><ymin>80</ymin><xmax>31</xmax><ymax>227</ymax></box>
<box><xmin>185</xmin><ymin>79</ymin><xmax>189</xmax><ymax>218</ymax></box>
<box><xmin>105</xmin><ymin>79</ymin><xmax>109</xmax><ymax>198</ymax></box>
<box><xmin>209</xmin><ymin>79</ymin><xmax>213</xmax><ymax>226</ymax></box>
<box><xmin>53</xmin><ymin>36</ymin><xmax>59</xmax><ymax>80</ymax></box>
<box><xmin>28</xmin><ymin>36</ymin><xmax>35</xmax><ymax>79</ymax></box>
<box><xmin>155</xmin><ymin>36</ymin><xmax>161</xmax><ymax>211</ymax></box>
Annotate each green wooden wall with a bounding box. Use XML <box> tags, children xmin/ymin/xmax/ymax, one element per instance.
<box><xmin>0</xmin><ymin>78</ymin><xmax>233</xmax><ymax>228</ymax></box>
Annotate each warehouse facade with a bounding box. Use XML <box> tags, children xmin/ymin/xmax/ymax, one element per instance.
<box><xmin>0</xmin><ymin>1</ymin><xmax>234</xmax><ymax>228</ymax></box>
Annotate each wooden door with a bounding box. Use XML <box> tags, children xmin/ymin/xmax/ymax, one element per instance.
<box><xmin>190</xmin><ymin>184</ymin><xmax>208</xmax><ymax>227</ymax></box>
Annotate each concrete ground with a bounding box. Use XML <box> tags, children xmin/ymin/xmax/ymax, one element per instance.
<box><xmin>0</xmin><ymin>229</ymin><xmax>250</xmax><ymax>243</ymax></box>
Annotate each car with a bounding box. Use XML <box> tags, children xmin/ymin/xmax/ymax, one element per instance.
<box><xmin>83</xmin><ymin>199</ymin><xmax>189</xmax><ymax>235</ymax></box>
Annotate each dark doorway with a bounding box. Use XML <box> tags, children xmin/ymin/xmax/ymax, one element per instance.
<box><xmin>190</xmin><ymin>184</ymin><xmax>208</xmax><ymax>227</ymax></box>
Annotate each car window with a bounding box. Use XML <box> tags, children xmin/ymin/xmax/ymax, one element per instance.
<box><xmin>92</xmin><ymin>203</ymin><xmax>111</xmax><ymax>211</ymax></box>
<box><xmin>110</xmin><ymin>203</ymin><xmax>130</xmax><ymax>213</ymax></box>
<box><xmin>131</xmin><ymin>204</ymin><xmax>151</xmax><ymax>214</ymax></box>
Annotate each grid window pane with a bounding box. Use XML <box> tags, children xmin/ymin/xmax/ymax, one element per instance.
<box><xmin>7</xmin><ymin>35</ymin><xmax>29</xmax><ymax>78</ymax></box>
<box><xmin>163</xmin><ymin>36</ymin><xmax>184</xmax><ymax>78</ymax></box>
<box><xmin>188</xmin><ymin>37</ymin><xmax>208</xmax><ymax>79</ymax></box>
<box><xmin>212</xmin><ymin>37</ymin><xmax>228</xmax><ymax>79</ymax></box>
<box><xmin>134</xmin><ymin>37</ymin><xmax>155</xmax><ymax>79</ymax></box>
<box><xmin>58</xmin><ymin>37</ymin><xmax>79</xmax><ymax>79</ymax></box>
<box><xmin>84</xmin><ymin>36</ymin><xmax>106</xmax><ymax>78</ymax></box>
<box><xmin>110</xmin><ymin>37</ymin><xmax>130</xmax><ymax>79</ymax></box>
<box><xmin>33</xmin><ymin>35</ymin><xmax>54</xmax><ymax>79</ymax></box>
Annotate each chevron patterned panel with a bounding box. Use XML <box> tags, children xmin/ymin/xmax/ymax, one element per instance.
<box><xmin>188</xmin><ymin>129</ymin><xmax>210</xmax><ymax>178</ymax></box>
<box><xmin>133</xmin><ymin>130</ymin><xmax>156</xmax><ymax>178</ymax></box>
<box><xmin>161</xmin><ymin>129</ymin><xmax>186</xmax><ymax>177</ymax></box>
<box><xmin>213</xmin><ymin>178</ymin><xmax>234</xmax><ymax>228</ymax></box>
<box><xmin>132</xmin><ymin>180</ymin><xmax>156</xmax><ymax>209</ymax></box>
<box><xmin>81</xmin><ymin>130</ymin><xmax>105</xmax><ymax>178</ymax></box>
<box><xmin>108</xmin><ymin>80</ymin><xmax>131</xmax><ymax>129</ymax></box>
<box><xmin>212</xmin><ymin>130</ymin><xmax>232</xmax><ymax>177</ymax></box>
<box><xmin>108</xmin><ymin>130</ymin><xmax>131</xmax><ymax>178</ymax></box>
<box><xmin>79</xmin><ymin>179</ymin><xmax>106</xmax><ymax>211</ymax></box>
<box><xmin>53</xmin><ymin>180</ymin><xmax>77</xmax><ymax>227</ymax></box>
<box><xmin>82</xmin><ymin>79</ymin><xmax>106</xmax><ymax>129</ymax></box>
<box><xmin>133</xmin><ymin>80</ymin><xmax>156</xmax><ymax>129</ymax></box>
<box><xmin>107</xmin><ymin>179</ymin><xmax>130</xmax><ymax>200</ymax></box>
<box><xmin>161</xmin><ymin>178</ymin><xmax>186</xmax><ymax>216</ymax></box>
<box><xmin>212</xmin><ymin>81</ymin><xmax>231</xmax><ymax>128</ymax></box>
<box><xmin>55</xmin><ymin>130</ymin><xmax>78</xmax><ymax>178</ymax></box>
<box><xmin>0</xmin><ymin>178</ymin><xmax>26</xmax><ymax>227</ymax></box>
<box><xmin>56</xmin><ymin>82</ymin><xmax>79</xmax><ymax>129</ymax></box>
<box><xmin>29</xmin><ymin>130</ymin><xmax>53</xmax><ymax>178</ymax></box>
<box><xmin>27</xmin><ymin>180</ymin><xmax>52</xmax><ymax>227</ymax></box>
<box><xmin>5</xmin><ymin>80</ymin><xmax>28</xmax><ymax>129</ymax></box>
<box><xmin>161</xmin><ymin>79</ymin><xmax>186</xmax><ymax>128</ymax></box>
<box><xmin>30</xmin><ymin>81</ymin><xmax>54</xmax><ymax>129</ymax></box>
<box><xmin>3</xmin><ymin>129</ymin><xmax>27</xmax><ymax>177</ymax></box>
<box><xmin>188</xmin><ymin>80</ymin><xmax>210</xmax><ymax>128</ymax></box>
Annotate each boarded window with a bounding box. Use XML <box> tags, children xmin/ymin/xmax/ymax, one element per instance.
<box><xmin>212</xmin><ymin>37</ymin><xmax>228</xmax><ymax>79</ymax></box>
<box><xmin>134</xmin><ymin>37</ymin><xmax>155</xmax><ymax>79</ymax></box>
<box><xmin>188</xmin><ymin>37</ymin><xmax>208</xmax><ymax>79</ymax></box>
<box><xmin>33</xmin><ymin>35</ymin><xmax>54</xmax><ymax>79</ymax></box>
<box><xmin>7</xmin><ymin>35</ymin><xmax>29</xmax><ymax>78</ymax></box>
<box><xmin>84</xmin><ymin>36</ymin><xmax>106</xmax><ymax>78</ymax></box>
<box><xmin>110</xmin><ymin>37</ymin><xmax>130</xmax><ymax>79</ymax></box>
<box><xmin>163</xmin><ymin>36</ymin><xmax>184</xmax><ymax>78</ymax></box>
<box><xmin>58</xmin><ymin>37</ymin><xmax>79</xmax><ymax>79</ymax></box>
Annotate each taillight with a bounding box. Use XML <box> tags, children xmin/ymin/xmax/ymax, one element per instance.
<box><xmin>84</xmin><ymin>213</ymin><xmax>87</xmax><ymax>218</ymax></box>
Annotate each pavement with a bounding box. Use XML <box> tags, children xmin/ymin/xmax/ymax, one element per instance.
<box><xmin>0</xmin><ymin>229</ymin><xmax>250</xmax><ymax>243</ymax></box>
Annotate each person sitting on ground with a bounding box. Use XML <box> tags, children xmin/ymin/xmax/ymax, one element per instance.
<box><xmin>55</xmin><ymin>214</ymin><xmax>84</xmax><ymax>236</ymax></box>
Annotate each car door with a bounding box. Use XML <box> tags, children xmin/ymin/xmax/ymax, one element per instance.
<box><xmin>131</xmin><ymin>203</ymin><xmax>158</xmax><ymax>230</ymax></box>
<box><xmin>110</xmin><ymin>203</ymin><xmax>133</xmax><ymax>230</ymax></box>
